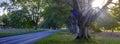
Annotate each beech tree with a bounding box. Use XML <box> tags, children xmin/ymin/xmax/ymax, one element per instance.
<box><xmin>67</xmin><ymin>0</ymin><xmax>113</xmax><ymax>40</ymax></box>
<box><xmin>0</xmin><ymin>0</ymin><xmax>116</xmax><ymax>40</ymax></box>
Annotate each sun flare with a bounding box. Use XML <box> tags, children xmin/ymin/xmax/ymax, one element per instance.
<box><xmin>92</xmin><ymin>0</ymin><xmax>108</xmax><ymax>8</ymax></box>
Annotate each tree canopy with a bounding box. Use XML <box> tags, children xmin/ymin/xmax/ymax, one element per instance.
<box><xmin>0</xmin><ymin>0</ymin><xmax>119</xmax><ymax>40</ymax></box>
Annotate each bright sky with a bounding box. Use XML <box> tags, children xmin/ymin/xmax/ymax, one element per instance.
<box><xmin>0</xmin><ymin>0</ymin><xmax>10</xmax><ymax>16</ymax></box>
<box><xmin>0</xmin><ymin>8</ymin><xmax>5</xmax><ymax>16</ymax></box>
<box><xmin>92</xmin><ymin>0</ymin><xmax>108</xmax><ymax>8</ymax></box>
<box><xmin>92</xmin><ymin>0</ymin><xmax>118</xmax><ymax>8</ymax></box>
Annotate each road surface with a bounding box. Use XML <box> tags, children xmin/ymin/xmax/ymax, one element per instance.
<box><xmin>0</xmin><ymin>30</ymin><xmax>59</xmax><ymax>44</ymax></box>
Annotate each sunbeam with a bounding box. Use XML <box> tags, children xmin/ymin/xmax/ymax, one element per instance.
<box><xmin>92</xmin><ymin>0</ymin><xmax>108</xmax><ymax>8</ymax></box>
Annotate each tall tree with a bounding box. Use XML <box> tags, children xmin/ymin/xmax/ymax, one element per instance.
<box><xmin>109</xmin><ymin>0</ymin><xmax>120</xmax><ymax>31</ymax></box>
<box><xmin>10</xmin><ymin>0</ymin><xmax>47</xmax><ymax>30</ymax></box>
<box><xmin>7</xmin><ymin>9</ymin><xmax>35</xmax><ymax>28</ymax></box>
<box><xmin>40</xmin><ymin>0</ymin><xmax>72</xmax><ymax>29</ymax></box>
<box><xmin>67</xmin><ymin>0</ymin><xmax>113</xmax><ymax>40</ymax></box>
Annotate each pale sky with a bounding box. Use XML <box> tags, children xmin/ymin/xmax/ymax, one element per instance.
<box><xmin>0</xmin><ymin>0</ymin><xmax>119</xmax><ymax>16</ymax></box>
<box><xmin>0</xmin><ymin>0</ymin><xmax>10</xmax><ymax>16</ymax></box>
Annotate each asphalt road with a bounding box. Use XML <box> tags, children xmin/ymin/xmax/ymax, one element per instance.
<box><xmin>0</xmin><ymin>30</ymin><xmax>59</xmax><ymax>44</ymax></box>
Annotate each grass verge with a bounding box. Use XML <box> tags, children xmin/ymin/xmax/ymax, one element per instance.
<box><xmin>0</xmin><ymin>29</ymin><xmax>44</xmax><ymax>38</ymax></box>
<box><xmin>35</xmin><ymin>30</ymin><xmax>120</xmax><ymax>44</ymax></box>
<box><xmin>35</xmin><ymin>30</ymin><xmax>98</xmax><ymax>44</ymax></box>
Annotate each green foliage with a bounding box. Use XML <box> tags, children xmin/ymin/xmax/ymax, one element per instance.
<box><xmin>35</xmin><ymin>30</ymin><xmax>120</xmax><ymax>44</ymax></box>
<box><xmin>40</xmin><ymin>0</ymin><xmax>72</xmax><ymax>29</ymax></box>
<box><xmin>1</xmin><ymin>14</ymin><xmax>9</xmax><ymax>26</ymax></box>
<box><xmin>109</xmin><ymin>2</ymin><xmax>120</xmax><ymax>30</ymax></box>
<box><xmin>97</xmin><ymin>14</ymin><xmax>118</xmax><ymax>30</ymax></box>
<box><xmin>0</xmin><ymin>0</ymin><xmax>49</xmax><ymax>28</ymax></box>
<box><xmin>7</xmin><ymin>10</ymin><xmax>35</xmax><ymax>28</ymax></box>
<box><xmin>35</xmin><ymin>30</ymin><xmax>98</xmax><ymax>44</ymax></box>
<box><xmin>10</xmin><ymin>0</ymin><xmax>48</xmax><ymax>29</ymax></box>
<box><xmin>89</xmin><ymin>22</ymin><xmax>102</xmax><ymax>32</ymax></box>
<box><xmin>0</xmin><ymin>0</ymin><xmax>73</xmax><ymax>29</ymax></box>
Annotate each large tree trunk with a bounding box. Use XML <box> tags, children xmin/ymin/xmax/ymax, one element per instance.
<box><xmin>76</xmin><ymin>25</ymin><xmax>90</xmax><ymax>40</ymax></box>
<box><xmin>69</xmin><ymin>0</ymin><xmax>112</xmax><ymax>40</ymax></box>
<box><xmin>68</xmin><ymin>16</ymin><xmax>78</xmax><ymax>33</ymax></box>
<box><xmin>67</xmin><ymin>16</ymin><xmax>90</xmax><ymax>40</ymax></box>
<box><xmin>70</xmin><ymin>0</ymin><xmax>91</xmax><ymax>40</ymax></box>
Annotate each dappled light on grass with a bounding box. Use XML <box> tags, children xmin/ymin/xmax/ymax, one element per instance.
<box><xmin>95</xmin><ymin>32</ymin><xmax>120</xmax><ymax>44</ymax></box>
<box><xmin>35</xmin><ymin>30</ymin><xmax>76</xmax><ymax>44</ymax></box>
<box><xmin>101</xmin><ymin>29</ymin><xmax>120</xmax><ymax>32</ymax></box>
<box><xmin>99</xmin><ymin>38</ymin><xmax>120</xmax><ymax>44</ymax></box>
<box><xmin>35</xmin><ymin>30</ymin><xmax>98</xmax><ymax>44</ymax></box>
<box><xmin>35</xmin><ymin>30</ymin><xmax>120</xmax><ymax>44</ymax></box>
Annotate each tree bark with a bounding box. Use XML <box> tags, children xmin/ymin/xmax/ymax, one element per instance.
<box><xmin>76</xmin><ymin>25</ymin><xmax>90</xmax><ymax>40</ymax></box>
<box><xmin>68</xmin><ymin>16</ymin><xmax>78</xmax><ymax>34</ymax></box>
<box><xmin>70</xmin><ymin>0</ymin><xmax>112</xmax><ymax>40</ymax></box>
<box><xmin>71</xmin><ymin>0</ymin><xmax>91</xmax><ymax>40</ymax></box>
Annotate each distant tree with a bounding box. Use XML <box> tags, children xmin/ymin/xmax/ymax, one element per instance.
<box><xmin>1</xmin><ymin>14</ymin><xmax>9</xmax><ymax>28</ymax></box>
<box><xmin>108</xmin><ymin>0</ymin><xmax>120</xmax><ymax>31</ymax></box>
<box><xmin>7</xmin><ymin>9</ymin><xmax>34</xmax><ymax>28</ymax></box>
<box><xmin>0</xmin><ymin>0</ymin><xmax>48</xmax><ymax>29</ymax></box>
<box><xmin>40</xmin><ymin>0</ymin><xmax>71</xmax><ymax>29</ymax></box>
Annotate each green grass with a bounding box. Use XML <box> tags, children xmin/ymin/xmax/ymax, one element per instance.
<box><xmin>35</xmin><ymin>30</ymin><xmax>120</xmax><ymax>44</ymax></box>
<box><xmin>98</xmin><ymin>38</ymin><xmax>120</xmax><ymax>44</ymax></box>
<box><xmin>0</xmin><ymin>29</ymin><xmax>45</xmax><ymax>38</ymax></box>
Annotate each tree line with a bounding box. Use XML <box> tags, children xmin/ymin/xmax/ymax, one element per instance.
<box><xmin>0</xmin><ymin>0</ymin><xmax>119</xmax><ymax>40</ymax></box>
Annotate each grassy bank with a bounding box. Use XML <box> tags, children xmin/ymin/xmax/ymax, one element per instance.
<box><xmin>0</xmin><ymin>29</ymin><xmax>44</xmax><ymax>38</ymax></box>
<box><xmin>35</xmin><ymin>30</ymin><xmax>97</xmax><ymax>44</ymax></box>
<box><xmin>35</xmin><ymin>30</ymin><xmax>120</xmax><ymax>44</ymax></box>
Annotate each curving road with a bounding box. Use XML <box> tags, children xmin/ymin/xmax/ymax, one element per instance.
<box><xmin>0</xmin><ymin>30</ymin><xmax>59</xmax><ymax>44</ymax></box>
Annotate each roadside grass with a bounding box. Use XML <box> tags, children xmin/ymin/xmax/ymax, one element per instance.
<box><xmin>0</xmin><ymin>29</ymin><xmax>44</xmax><ymax>38</ymax></box>
<box><xmin>35</xmin><ymin>30</ymin><xmax>120</xmax><ymax>44</ymax></box>
<box><xmin>35</xmin><ymin>30</ymin><xmax>98</xmax><ymax>44</ymax></box>
<box><xmin>98</xmin><ymin>38</ymin><xmax>120</xmax><ymax>44</ymax></box>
